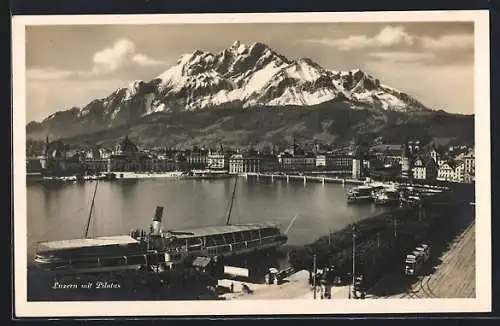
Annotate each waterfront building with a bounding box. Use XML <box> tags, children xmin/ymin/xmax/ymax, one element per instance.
<box><xmin>108</xmin><ymin>136</ymin><xmax>143</xmax><ymax>172</ymax></box>
<box><xmin>228</xmin><ymin>154</ymin><xmax>260</xmax><ymax>174</ymax></box>
<box><xmin>84</xmin><ymin>159</ymin><xmax>108</xmax><ymax>174</ymax></box>
<box><xmin>207</xmin><ymin>146</ymin><xmax>229</xmax><ymax>170</ymax></box>
<box><xmin>436</xmin><ymin>159</ymin><xmax>473</xmax><ymax>183</ymax></box>
<box><xmin>107</xmin><ymin>136</ymin><xmax>165</xmax><ymax>172</ymax></box>
<box><xmin>229</xmin><ymin>154</ymin><xmax>245</xmax><ymax>174</ymax></box>
<box><xmin>437</xmin><ymin>161</ymin><xmax>456</xmax><ymax>181</ymax></box>
<box><xmin>185</xmin><ymin>148</ymin><xmax>209</xmax><ymax>169</ymax></box>
<box><xmin>35</xmin><ymin>137</ymin><xmax>84</xmax><ymax>176</ymax></box>
<box><xmin>277</xmin><ymin>138</ymin><xmax>316</xmax><ymax>172</ymax></box>
<box><xmin>455</xmin><ymin>149</ymin><xmax>475</xmax><ymax>182</ymax></box>
<box><xmin>304</xmin><ymin>153</ymin><xmax>316</xmax><ymax>170</ymax></box>
<box><xmin>454</xmin><ymin>160</ymin><xmax>465</xmax><ymax>182</ymax></box>
<box><xmin>316</xmin><ymin>155</ymin><xmax>327</xmax><ymax>167</ymax></box>
<box><xmin>277</xmin><ymin>152</ymin><xmax>312</xmax><ymax>172</ymax></box>
<box><xmin>411</xmin><ymin>154</ymin><xmax>438</xmax><ymax>181</ymax></box>
<box><xmin>258</xmin><ymin>154</ymin><xmax>280</xmax><ymax>172</ymax></box>
<box><xmin>152</xmin><ymin>157</ymin><xmax>177</xmax><ymax>172</ymax></box>
<box><xmin>331</xmin><ymin>155</ymin><xmax>353</xmax><ymax>170</ymax></box>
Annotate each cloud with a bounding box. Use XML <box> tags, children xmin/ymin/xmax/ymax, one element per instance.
<box><xmin>302</xmin><ymin>25</ymin><xmax>414</xmax><ymax>51</ymax></box>
<box><xmin>27</xmin><ymin>68</ymin><xmax>74</xmax><ymax>81</ymax></box>
<box><xmin>367</xmin><ymin>51</ymin><xmax>436</xmax><ymax>63</ymax></box>
<box><xmin>420</xmin><ymin>34</ymin><xmax>474</xmax><ymax>50</ymax></box>
<box><xmin>91</xmin><ymin>38</ymin><xmax>167</xmax><ymax>74</ymax></box>
<box><xmin>300</xmin><ymin>26</ymin><xmax>474</xmax><ymax>55</ymax></box>
<box><xmin>374</xmin><ymin>26</ymin><xmax>415</xmax><ymax>46</ymax></box>
<box><xmin>28</xmin><ymin>38</ymin><xmax>168</xmax><ymax>81</ymax></box>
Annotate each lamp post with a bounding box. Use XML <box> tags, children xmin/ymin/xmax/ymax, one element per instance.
<box><xmin>350</xmin><ymin>226</ymin><xmax>356</xmax><ymax>299</ymax></box>
<box><xmin>313</xmin><ymin>254</ymin><xmax>317</xmax><ymax>300</ymax></box>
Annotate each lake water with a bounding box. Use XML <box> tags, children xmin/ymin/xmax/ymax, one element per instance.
<box><xmin>26</xmin><ymin>177</ymin><xmax>390</xmax><ymax>259</ymax></box>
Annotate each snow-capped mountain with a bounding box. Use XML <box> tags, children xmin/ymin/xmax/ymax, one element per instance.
<box><xmin>148</xmin><ymin>40</ymin><xmax>427</xmax><ymax>112</ymax></box>
<box><xmin>27</xmin><ymin>41</ymin><xmax>431</xmax><ymax>140</ymax></box>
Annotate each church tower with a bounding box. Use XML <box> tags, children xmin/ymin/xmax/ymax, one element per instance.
<box><xmin>352</xmin><ymin>145</ymin><xmax>363</xmax><ymax>180</ymax></box>
<box><xmin>401</xmin><ymin>140</ymin><xmax>412</xmax><ymax>179</ymax></box>
<box><xmin>40</xmin><ymin>135</ymin><xmax>49</xmax><ymax>170</ymax></box>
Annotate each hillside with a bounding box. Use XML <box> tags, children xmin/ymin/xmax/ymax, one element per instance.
<box><xmin>55</xmin><ymin>104</ymin><xmax>474</xmax><ymax>149</ymax></box>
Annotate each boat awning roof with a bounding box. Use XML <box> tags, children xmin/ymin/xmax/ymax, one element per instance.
<box><xmin>37</xmin><ymin>235</ymin><xmax>140</xmax><ymax>251</ymax></box>
<box><xmin>169</xmin><ymin>222</ymin><xmax>281</xmax><ymax>239</ymax></box>
<box><xmin>192</xmin><ymin>256</ymin><xmax>211</xmax><ymax>267</ymax></box>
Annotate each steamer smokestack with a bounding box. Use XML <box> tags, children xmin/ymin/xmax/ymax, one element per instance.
<box><xmin>152</xmin><ymin>206</ymin><xmax>164</xmax><ymax>235</ymax></box>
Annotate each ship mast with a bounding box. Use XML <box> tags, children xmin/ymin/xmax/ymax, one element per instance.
<box><xmin>225</xmin><ymin>176</ymin><xmax>238</xmax><ymax>225</ymax></box>
<box><xmin>84</xmin><ymin>180</ymin><xmax>99</xmax><ymax>239</ymax></box>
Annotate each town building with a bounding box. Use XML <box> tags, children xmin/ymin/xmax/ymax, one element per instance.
<box><xmin>370</xmin><ymin>144</ymin><xmax>403</xmax><ymax>165</ymax></box>
<box><xmin>34</xmin><ymin>137</ymin><xmax>84</xmax><ymax>176</ymax></box>
<box><xmin>207</xmin><ymin>145</ymin><xmax>229</xmax><ymax>171</ymax></box>
<box><xmin>228</xmin><ymin>154</ymin><xmax>260</xmax><ymax>174</ymax></box>
<box><xmin>437</xmin><ymin>161</ymin><xmax>456</xmax><ymax>181</ymax></box>
<box><xmin>436</xmin><ymin>158</ymin><xmax>474</xmax><ymax>183</ymax></box>
<box><xmin>105</xmin><ymin>136</ymin><xmax>178</xmax><ymax>172</ymax></box>
<box><xmin>411</xmin><ymin>154</ymin><xmax>438</xmax><ymax>181</ymax></box>
<box><xmin>456</xmin><ymin>149</ymin><xmax>475</xmax><ymax>182</ymax></box>
<box><xmin>277</xmin><ymin>152</ymin><xmax>316</xmax><ymax>172</ymax></box>
<box><xmin>258</xmin><ymin>154</ymin><xmax>280</xmax><ymax>172</ymax></box>
<box><xmin>185</xmin><ymin>149</ymin><xmax>209</xmax><ymax>169</ymax></box>
<box><xmin>315</xmin><ymin>155</ymin><xmax>327</xmax><ymax>167</ymax></box>
<box><xmin>316</xmin><ymin>154</ymin><xmax>353</xmax><ymax>170</ymax></box>
<box><xmin>107</xmin><ymin>136</ymin><xmax>147</xmax><ymax>172</ymax></box>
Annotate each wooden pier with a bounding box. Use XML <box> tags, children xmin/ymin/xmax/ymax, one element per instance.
<box><xmin>242</xmin><ymin>172</ymin><xmax>450</xmax><ymax>193</ymax></box>
<box><xmin>242</xmin><ymin>172</ymin><xmax>365</xmax><ymax>186</ymax></box>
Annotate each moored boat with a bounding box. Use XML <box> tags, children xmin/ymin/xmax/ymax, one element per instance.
<box><xmin>373</xmin><ymin>188</ymin><xmax>401</xmax><ymax>206</ymax></box>
<box><xmin>346</xmin><ymin>185</ymin><xmax>376</xmax><ymax>204</ymax></box>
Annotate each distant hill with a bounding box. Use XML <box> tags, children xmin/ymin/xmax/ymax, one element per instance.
<box><xmin>51</xmin><ymin>104</ymin><xmax>473</xmax><ymax>150</ymax></box>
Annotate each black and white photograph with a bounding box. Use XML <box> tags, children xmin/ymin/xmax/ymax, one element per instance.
<box><xmin>13</xmin><ymin>11</ymin><xmax>491</xmax><ymax>316</ymax></box>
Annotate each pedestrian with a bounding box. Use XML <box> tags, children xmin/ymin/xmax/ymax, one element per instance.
<box><xmin>230</xmin><ymin>282</ymin><xmax>234</xmax><ymax>293</ymax></box>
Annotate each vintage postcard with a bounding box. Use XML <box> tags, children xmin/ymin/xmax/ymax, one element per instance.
<box><xmin>12</xmin><ymin>11</ymin><xmax>491</xmax><ymax>317</ymax></box>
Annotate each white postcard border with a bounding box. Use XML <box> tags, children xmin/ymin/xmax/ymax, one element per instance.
<box><xmin>12</xmin><ymin>10</ymin><xmax>491</xmax><ymax>317</ymax></box>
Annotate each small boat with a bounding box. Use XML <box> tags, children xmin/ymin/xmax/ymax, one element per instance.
<box><xmin>346</xmin><ymin>186</ymin><xmax>376</xmax><ymax>204</ymax></box>
<box><xmin>374</xmin><ymin>188</ymin><xmax>400</xmax><ymax>206</ymax></box>
<box><xmin>183</xmin><ymin>169</ymin><xmax>232</xmax><ymax>179</ymax></box>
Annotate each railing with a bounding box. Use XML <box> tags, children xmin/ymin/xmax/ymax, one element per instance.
<box><xmin>204</xmin><ymin>235</ymin><xmax>284</xmax><ymax>256</ymax></box>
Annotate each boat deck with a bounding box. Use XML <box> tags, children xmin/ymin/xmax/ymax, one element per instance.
<box><xmin>37</xmin><ymin>235</ymin><xmax>140</xmax><ymax>251</ymax></box>
<box><xmin>168</xmin><ymin>222</ymin><xmax>282</xmax><ymax>239</ymax></box>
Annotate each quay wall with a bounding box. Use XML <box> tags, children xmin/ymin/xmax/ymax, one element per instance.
<box><xmin>287</xmin><ymin>182</ymin><xmax>474</xmax><ymax>288</ymax></box>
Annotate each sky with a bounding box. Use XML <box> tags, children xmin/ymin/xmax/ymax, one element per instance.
<box><xmin>26</xmin><ymin>22</ymin><xmax>474</xmax><ymax>122</ymax></box>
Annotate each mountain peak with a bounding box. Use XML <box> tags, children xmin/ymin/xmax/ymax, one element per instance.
<box><xmin>231</xmin><ymin>40</ymin><xmax>241</xmax><ymax>48</ymax></box>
